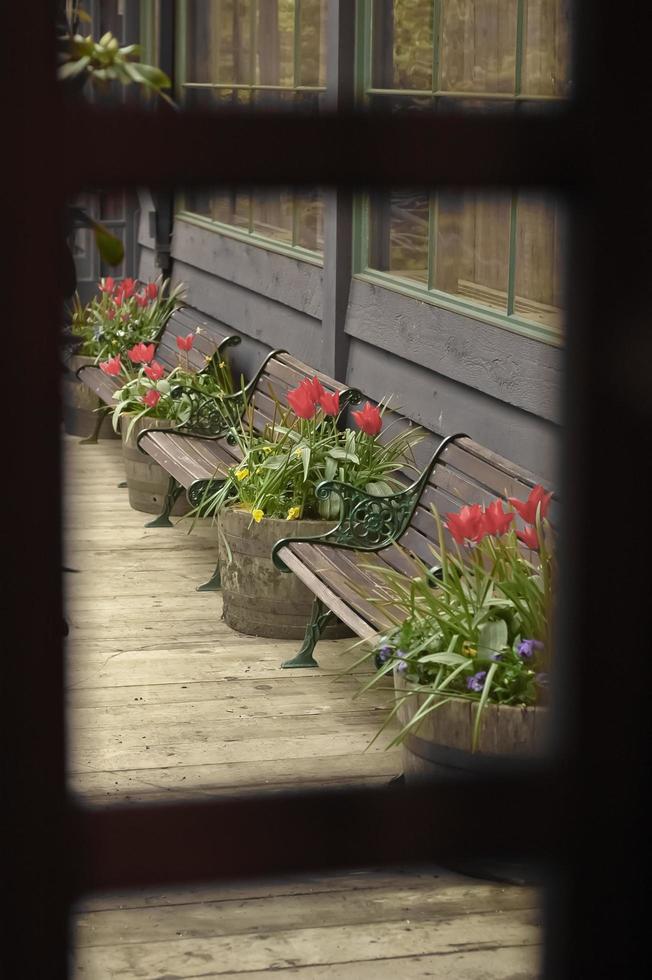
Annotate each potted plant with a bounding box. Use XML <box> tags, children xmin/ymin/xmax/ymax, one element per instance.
<box><xmin>192</xmin><ymin>376</ymin><xmax>424</xmax><ymax>640</ymax></box>
<box><xmin>62</xmin><ymin>275</ymin><xmax>185</xmax><ymax>440</ymax></box>
<box><xmin>106</xmin><ymin>331</ymin><xmax>235</xmax><ymax>515</ymax></box>
<box><xmin>354</xmin><ymin>485</ymin><xmax>554</xmax><ymax>881</ymax></box>
<box><xmin>358</xmin><ymin>484</ymin><xmax>553</xmax><ymax>764</ymax></box>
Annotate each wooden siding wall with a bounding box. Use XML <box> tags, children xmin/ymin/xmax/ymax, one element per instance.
<box><xmin>140</xmin><ymin>216</ymin><xmax>561</xmax><ymax>482</ymax></box>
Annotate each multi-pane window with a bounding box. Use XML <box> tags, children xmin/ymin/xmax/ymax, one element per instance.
<box><xmin>359</xmin><ymin>0</ymin><xmax>571</xmax><ymax>338</ymax></box>
<box><xmin>177</xmin><ymin>0</ymin><xmax>327</xmax><ymax>257</ymax></box>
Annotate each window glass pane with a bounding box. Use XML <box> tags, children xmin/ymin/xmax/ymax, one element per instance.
<box><xmin>368</xmin><ymin>189</ymin><xmax>430</xmax><ymax>284</ymax></box>
<box><xmin>251</xmin><ymin>190</ymin><xmax>294</xmax><ymax>242</ymax></box>
<box><xmin>439</xmin><ymin>0</ymin><xmax>518</xmax><ymax>95</ymax></box>
<box><xmin>295</xmin><ymin>191</ymin><xmax>324</xmax><ymax>251</ymax></box>
<box><xmin>254</xmin><ymin>0</ymin><xmax>295</xmax><ymax>87</ymax></box>
<box><xmin>371</xmin><ymin>0</ymin><xmax>434</xmax><ymax>91</ymax></box>
<box><xmin>523</xmin><ymin>0</ymin><xmax>572</xmax><ymax>97</ymax></box>
<box><xmin>209</xmin><ymin>189</ymin><xmax>251</xmax><ymax>229</ymax></box>
<box><xmin>185</xmin><ymin>2</ymin><xmax>214</xmax><ymax>83</ymax></box>
<box><xmin>299</xmin><ymin>0</ymin><xmax>327</xmax><ymax>87</ymax></box>
<box><xmin>432</xmin><ymin>191</ymin><xmax>511</xmax><ymax>312</ymax></box>
<box><xmin>514</xmin><ymin>193</ymin><xmax>565</xmax><ymax>329</ymax></box>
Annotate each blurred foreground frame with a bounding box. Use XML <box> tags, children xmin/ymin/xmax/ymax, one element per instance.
<box><xmin>3</xmin><ymin>2</ymin><xmax>652</xmax><ymax>978</ymax></box>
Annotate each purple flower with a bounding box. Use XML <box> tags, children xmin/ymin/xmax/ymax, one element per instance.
<box><xmin>490</xmin><ymin>652</ymin><xmax>502</xmax><ymax>662</ymax></box>
<box><xmin>395</xmin><ymin>649</ymin><xmax>408</xmax><ymax>673</ymax></box>
<box><xmin>466</xmin><ymin>670</ymin><xmax>487</xmax><ymax>692</ymax></box>
<box><xmin>517</xmin><ymin>638</ymin><xmax>544</xmax><ymax>659</ymax></box>
<box><xmin>377</xmin><ymin>645</ymin><xmax>393</xmax><ymax>663</ymax></box>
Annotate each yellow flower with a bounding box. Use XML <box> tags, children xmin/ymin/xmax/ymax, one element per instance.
<box><xmin>252</xmin><ymin>509</ymin><xmax>264</xmax><ymax>523</ymax></box>
<box><xmin>235</xmin><ymin>468</ymin><xmax>249</xmax><ymax>481</ymax></box>
<box><xmin>287</xmin><ymin>506</ymin><xmax>301</xmax><ymax>520</ymax></box>
<box><xmin>218</xmin><ymin>361</ymin><xmax>226</xmax><ymax>369</ymax></box>
<box><xmin>294</xmin><ymin>447</ymin><xmax>303</xmax><ymax>458</ymax></box>
<box><xmin>462</xmin><ymin>643</ymin><xmax>477</xmax><ymax>657</ymax></box>
<box><xmin>261</xmin><ymin>446</ymin><xmax>273</xmax><ymax>453</ymax></box>
<box><xmin>204</xmin><ymin>354</ymin><xmax>213</xmax><ymax>363</ymax></box>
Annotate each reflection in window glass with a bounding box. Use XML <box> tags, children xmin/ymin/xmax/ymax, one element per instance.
<box><xmin>181</xmin><ymin>0</ymin><xmax>326</xmax><ymax>256</ymax></box>
<box><xmin>440</xmin><ymin>0</ymin><xmax>517</xmax><ymax>94</ymax></box>
<box><xmin>371</xmin><ymin>0</ymin><xmax>433</xmax><ymax>91</ymax></box>
<box><xmin>364</xmin><ymin>1</ymin><xmax>570</xmax><ymax>335</ymax></box>
<box><xmin>522</xmin><ymin>0</ymin><xmax>572</xmax><ymax>97</ymax></box>
<box><xmin>433</xmin><ymin>191</ymin><xmax>511</xmax><ymax>313</ymax></box>
<box><xmin>514</xmin><ymin>193</ymin><xmax>565</xmax><ymax>330</ymax></box>
<box><xmin>369</xmin><ymin>190</ymin><xmax>429</xmax><ymax>284</ymax></box>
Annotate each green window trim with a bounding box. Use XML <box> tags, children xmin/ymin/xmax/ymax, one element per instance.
<box><xmin>175</xmin><ymin>209</ymin><xmax>324</xmax><ymax>268</ymax></box>
<box><xmin>175</xmin><ymin>0</ymin><xmax>326</xmax><ymax>262</ymax></box>
<box><xmin>352</xmin><ymin>194</ymin><xmax>562</xmax><ymax>347</ymax></box>
<box><xmin>353</xmin><ymin>0</ymin><xmax>568</xmax><ymax>345</ymax></box>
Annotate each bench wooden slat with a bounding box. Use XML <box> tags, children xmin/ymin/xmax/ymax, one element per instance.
<box><xmin>311</xmin><ymin>545</ymin><xmax>407</xmax><ymax>627</ymax></box>
<box><xmin>289</xmin><ymin>543</ymin><xmax>394</xmax><ymax>632</ymax></box>
<box><xmin>442</xmin><ymin>438</ymin><xmax>551</xmax><ymax>500</ymax></box>
<box><xmin>76</xmin><ymin>367</ymin><xmax>121</xmax><ymax>404</ymax></box>
<box><xmin>276</xmin><ymin>547</ymin><xmax>378</xmax><ymax>640</ymax></box>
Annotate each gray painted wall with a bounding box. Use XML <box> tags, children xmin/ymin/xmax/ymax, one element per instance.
<box><xmin>142</xmin><ymin>216</ymin><xmax>560</xmax><ymax>483</ymax></box>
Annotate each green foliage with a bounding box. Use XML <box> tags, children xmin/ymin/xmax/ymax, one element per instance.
<box><xmin>351</xmin><ymin>497</ymin><xmax>554</xmax><ymax>751</ymax></box>
<box><xmin>58</xmin><ymin>30</ymin><xmax>173</xmax><ymax>102</ymax></box>
<box><xmin>111</xmin><ymin>356</ymin><xmax>235</xmax><ymax>443</ymax></box>
<box><xmin>191</xmin><ymin>392</ymin><xmax>423</xmax><ymax>525</ymax></box>
<box><xmin>67</xmin><ymin>276</ymin><xmax>185</xmax><ymax>359</ymax></box>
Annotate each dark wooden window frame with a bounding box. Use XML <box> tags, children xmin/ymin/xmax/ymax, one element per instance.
<box><xmin>4</xmin><ymin>2</ymin><xmax>649</xmax><ymax>977</ymax></box>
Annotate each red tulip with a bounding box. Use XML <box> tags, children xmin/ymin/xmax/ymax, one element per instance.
<box><xmin>144</xmin><ymin>361</ymin><xmax>165</xmax><ymax>381</ymax></box>
<box><xmin>146</xmin><ymin>282</ymin><xmax>158</xmax><ymax>300</ymax></box>
<box><xmin>121</xmin><ymin>277</ymin><xmax>136</xmax><ymax>299</ymax></box>
<box><xmin>445</xmin><ymin>504</ymin><xmax>485</xmax><ymax>546</ymax></box>
<box><xmin>301</xmin><ymin>376</ymin><xmax>326</xmax><ymax>405</ymax></box>
<box><xmin>135</xmin><ymin>293</ymin><xmax>148</xmax><ymax>308</ymax></box>
<box><xmin>99</xmin><ymin>276</ymin><xmax>114</xmax><ymax>293</ymax></box>
<box><xmin>509</xmin><ymin>484</ymin><xmax>553</xmax><ymax>525</ymax></box>
<box><xmin>176</xmin><ymin>333</ymin><xmax>194</xmax><ymax>352</ymax></box>
<box><xmin>352</xmin><ymin>401</ymin><xmax>383</xmax><ymax>437</ymax></box>
<box><xmin>99</xmin><ymin>355</ymin><xmax>121</xmax><ymax>376</ymax></box>
<box><xmin>481</xmin><ymin>499</ymin><xmax>514</xmax><ymax>537</ymax></box>
<box><xmin>319</xmin><ymin>390</ymin><xmax>340</xmax><ymax>416</ymax></box>
<box><xmin>517</xmin><ymin>526</ymin><xmax>540</xmax><ymax>551</ymax></box>
<box><xmin>143</xmin><ymin>389</ymin><xmax>161</xmax><ymax>408</ymax></box>
<box><xmin>127</xmin><ymin>342</ymin><xmax>156</xmax><ymax>364</ymax></box>
<box><xmin>287</xmin><ymin>383</ymin><xmax>317</xmax><ymax>420</ymax></box>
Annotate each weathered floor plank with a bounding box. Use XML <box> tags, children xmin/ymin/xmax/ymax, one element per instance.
<box><xmin>64</xmin><ymin>435</ymin><xmax>542</xmax><ymax>978</ymax></box>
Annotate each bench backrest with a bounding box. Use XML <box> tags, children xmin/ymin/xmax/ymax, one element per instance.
<box><xmin>384</xmin><ymin>434</ymin><xmax>556</xmax><ymax>575</ymax></box>
<box><xmin>245</xmin><ymin>350</ymin><xmax>355</xmax><ymax>433</ymax></box>
<box><xmin>154</xmin><ymin>307</ymin><xmax>241</xmax><ymax>375</ymax></box>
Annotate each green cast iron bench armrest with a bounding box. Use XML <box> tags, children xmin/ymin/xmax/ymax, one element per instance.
<box><xmin>271</xmin><ymin>432</ymin><xmax>468</xmax><ymax>573</ymax></box>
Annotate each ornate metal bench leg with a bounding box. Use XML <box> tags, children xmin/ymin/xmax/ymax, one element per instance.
<box><xmin>79</xmin><ymin>405</ymin><xmax>109</xmax><ymax>445</ymax></box>
<box><xmin>196</xmin><ymin>558</ymin><xmax>221</xmax><ymax>592</ymax></box>
<box><xmin>145</xmin><ymin>476</ymin><xmax>183</xmax><ymax>528</ymax></box>
<box><xmin>282</xmin><ymin>597</ymin><xmax>333</xmax><ymax>669</ymax></box>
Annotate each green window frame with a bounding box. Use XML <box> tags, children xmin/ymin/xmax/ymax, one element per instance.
<box><xmin>174</xmin><ymin>0</ymin><xmax>326</xmax><ymax>264</ymax></box>
<box><xmin>353</xmin><ymin>0</ymin><xmax>569</xmax><ymax>344</ymax></box>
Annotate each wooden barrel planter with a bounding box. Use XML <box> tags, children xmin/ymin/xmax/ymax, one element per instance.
<box><xmin>217</xmin><ymin>508</ymin><xmax>351</xmax><ymax>640</ymax></box>
<box><xmin>62</xmin><ymin>355</ymin><xmax>118</xmax><ymax>440</ymax></box>
<box><xmin>395</xmin><ymin>671</ymin><xmax>548</xmax><ymax>883</ymax></box>
<box><xmin>121</xmin><ymin>415</ymin><xmax>191</xmax><ymax>516</ymax></box>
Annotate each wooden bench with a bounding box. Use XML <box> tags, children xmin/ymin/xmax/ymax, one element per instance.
<box><xmin>271</xmin><ymin>433</ymin><xmax>554</xmax><ymax>668</ymax></box>
<box><xmin>75</xmin><ymin>307</ymin><xmax>242</xmax><ymax>444</ymax></box>
<box><xmin>137</xmin><ymin>350</ymin><xmax>363</xmax><ymax>589</ymax></box>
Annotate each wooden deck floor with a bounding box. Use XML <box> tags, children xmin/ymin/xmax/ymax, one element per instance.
<box><xmin>64</xmin><ymin>435</ymin><xmax>542</xmax><ymax>978</ymax></box>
